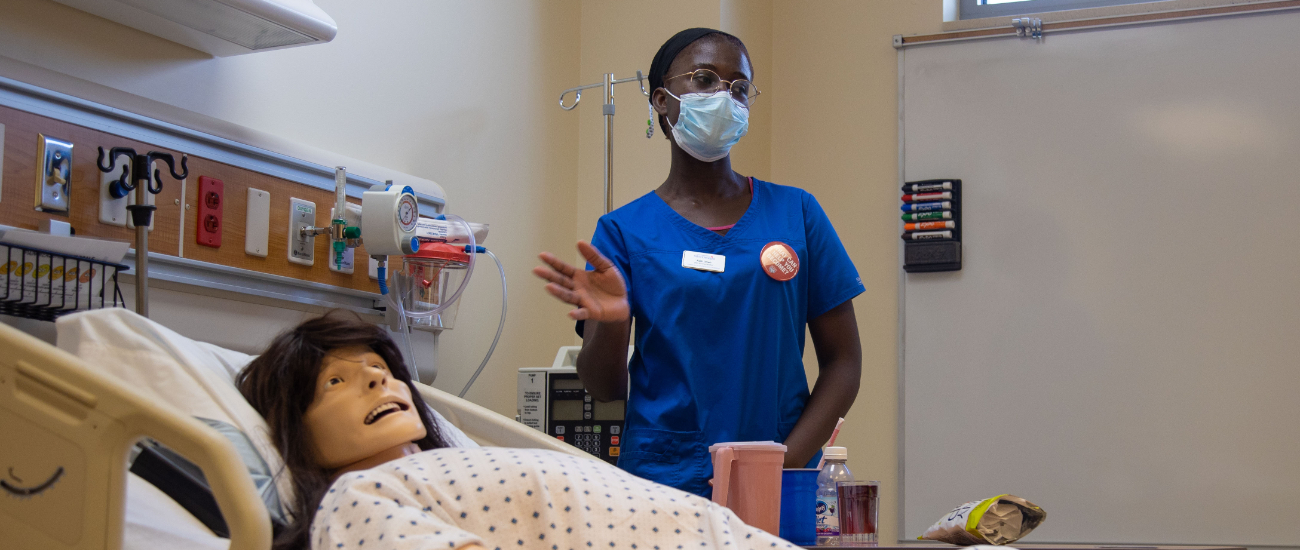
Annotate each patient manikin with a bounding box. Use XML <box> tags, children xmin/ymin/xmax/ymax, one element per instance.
<box><xmin>236</xmin><ymin>313</ymin><xmax>793</xmax><ymax>550</ymax></box>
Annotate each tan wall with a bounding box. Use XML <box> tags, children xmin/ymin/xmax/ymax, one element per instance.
<box><xmin>720</xmin><ymin>0</ymin><xmax>774</xmax><ymax>182</ymax></box>
<box><xmin>769</xmin><ymin>1</ymin><xmax>944</xmax><ymax>543</ymax></box>
<box><xmin>572</xmin><ymin>1</ymin><xmax>720</xmax><ymax>257</ymax></box>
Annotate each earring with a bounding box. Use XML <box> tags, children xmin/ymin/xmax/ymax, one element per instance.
<box><xmin>646</xmin><ymin>100</ymin><xmax>654</xmax><ymax>139</ymax></box>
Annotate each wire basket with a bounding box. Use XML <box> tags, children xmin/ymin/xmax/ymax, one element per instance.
<box><xmin>0</xmin><ymin>242</ymin><xmax>128</xmax><ymax>322</ymax></box>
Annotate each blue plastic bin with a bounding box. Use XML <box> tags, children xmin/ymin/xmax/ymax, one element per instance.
<box><xmin>780</xmin><ymin>468</ymin><xmax>819</xmax><ymax>545</ymax></box>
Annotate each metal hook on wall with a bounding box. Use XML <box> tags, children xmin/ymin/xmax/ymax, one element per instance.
<box><xmin>557</xmin><ymin>70</ymin><xmax>652</xmax><ymax>213</ymax></box>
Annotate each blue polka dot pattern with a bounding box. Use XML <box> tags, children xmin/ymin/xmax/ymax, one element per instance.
<box><xmin>310</xmin><ymin>448</ymin><xmax>793</xmax><ymax>549</ymax></box>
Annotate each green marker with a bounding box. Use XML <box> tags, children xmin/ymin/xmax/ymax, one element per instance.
<box><xmin>902</xmin><ymin>211</ymin><xmax>952</xmax><ymax>222</ymax></box>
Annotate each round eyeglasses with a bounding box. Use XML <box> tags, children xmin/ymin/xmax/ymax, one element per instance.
<box><xmin>664</xmin><ymin>69</ymin><xmax>761</xmax><ymax>107</ymax></box>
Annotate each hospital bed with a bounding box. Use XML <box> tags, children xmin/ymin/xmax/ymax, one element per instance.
<box><xmin>0</xmin><ymin>308</ymin><xmax>591</xmax><ymax>550</ymax></box>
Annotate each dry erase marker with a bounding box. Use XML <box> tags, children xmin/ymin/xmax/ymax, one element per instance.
<box><xmin>902</xmin><ymin>191</ymin><xmax>952</xmax><ymax>202</ymax></box>
<box><xmin>902</xmin><ymin>181</ymin><xmax>953</xmax><ymax>193</ymax></box>
<box><xmin>904</xmin><ymin>221</ymin><xmax>956</xmax><ymax>231</ymax></box>
<box><xmin>901</xmin><ymin>230</ymin><xmax>952</xmax><ymax>240</ymax></box>
<box><xmin>902</xmin><ymin>211</ymin><xmax>952</xmax><ymax>221</ymax></box>
<box><xmin>901</xmin><ymin>201</ymin><xmax>952</xmax><ymax>213</ymax></box>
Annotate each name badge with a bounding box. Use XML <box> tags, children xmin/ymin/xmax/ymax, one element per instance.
<box><xmin>682</xmin><ymin>251</ymin><xmax>725</xmax><ymax>273</ymax></box>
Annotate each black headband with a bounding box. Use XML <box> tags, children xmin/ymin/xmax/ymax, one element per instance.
<box><xmin>648</xmin><ymin>27</ymin><xmax>738</xmax><ymax>94</ymax></box>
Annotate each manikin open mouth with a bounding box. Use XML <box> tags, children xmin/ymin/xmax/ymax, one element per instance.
<box><xmin>364</xmin><ymin>401</ymin><xmax>410</xmax><ymax>425</ymax></box>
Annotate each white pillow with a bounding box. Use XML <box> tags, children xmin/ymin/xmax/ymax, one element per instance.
<box><xmin>55</xmin><ymin>308</ymin><xmax>296</xmax><ymax>512</ymax></box>
<box><xmin>54</xmin><ymin>308</ymin><xmax>481</xmax><ymax>511</ymax></box>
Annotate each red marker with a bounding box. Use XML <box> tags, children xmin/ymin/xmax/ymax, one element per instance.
<box><xmin>902</xmin><ymin>191</ymin><xmax>952</xmax><ymax>202</ymax></box>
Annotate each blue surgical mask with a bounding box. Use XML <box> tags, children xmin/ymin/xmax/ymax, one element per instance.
<box><xmin>665</xmin><ymin>90</ymin><xmax>749</xmax><ymax>162</ymax></box>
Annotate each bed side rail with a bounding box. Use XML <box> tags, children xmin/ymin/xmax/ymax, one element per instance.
<box><xmin>415</xmin><ymin>382</ymin><xmax>596</xmax><ymax>460</ymax></box>
<box><xmin>0</xmin><ymin>322</ymin><xmax>272</xmax><ymax>550</ymax></box>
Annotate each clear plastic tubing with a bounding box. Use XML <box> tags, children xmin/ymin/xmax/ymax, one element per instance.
<box><xmin>458</xmin><ymin>248</ymin><xmax>507</xmax><ymax>398</ymax></box>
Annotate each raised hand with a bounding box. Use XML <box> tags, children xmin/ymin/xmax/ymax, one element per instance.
<box><xmin>533</xmin><ymin>241</ymin><xmax>630</xmax><ymax>322</ymax></box>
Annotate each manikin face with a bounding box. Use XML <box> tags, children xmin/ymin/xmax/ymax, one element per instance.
<box><xmin>302</xmin><ymin>346</ymin><xmax>426</xmax><ymax>470</ymax></box>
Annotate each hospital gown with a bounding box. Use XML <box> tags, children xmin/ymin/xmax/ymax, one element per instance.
<box><xmin>311</xmin><ymin>447</ymin><xmax>794</xmax><ymax>550</ymax></box>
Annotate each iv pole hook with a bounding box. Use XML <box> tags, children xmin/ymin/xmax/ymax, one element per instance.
<box><xmin>558</xmin><ymin>70</ymin><xmax>652</xmax><ymax>213</ymax></box>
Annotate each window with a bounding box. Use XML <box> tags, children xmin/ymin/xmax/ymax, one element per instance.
<box><xmin>959</xmin><ymin>0</ymin><xmax>1169</xmax><ymax>20</ymax></box>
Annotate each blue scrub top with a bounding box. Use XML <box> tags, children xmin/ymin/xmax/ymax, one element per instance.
<box><xmin>586</xmin><ymin>178</ymin><xmax>865</xmax><ymax>497</ymax></box>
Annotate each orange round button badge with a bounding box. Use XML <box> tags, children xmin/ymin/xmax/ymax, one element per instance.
<box><xmin>760</xmin><ymin>242</ymin><xmax>799</xmax><ymax>281</ymax></box>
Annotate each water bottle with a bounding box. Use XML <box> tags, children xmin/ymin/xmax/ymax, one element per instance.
<box><xmin>815</xmin><ymin>446</ymin><xmax>852</xmax><ymax>545</ymax></box>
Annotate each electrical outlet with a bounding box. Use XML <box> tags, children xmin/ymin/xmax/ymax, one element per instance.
<box><xmin>196</xmin><ymin>176</ymin><xmax>223</xmax><ymax>248</ymax></box>
<box><xmin>35</xmin><ymin>134</ymin><xmax>73</xmax><ymax>213</ymax></box>
<box><xmin>245</xmin><ymin>188</ymin><xmax>270</xmax><ymax>257</ymax></box>
<box><xmin>328</xmin><ymin>203</ymin><xmax>362</xmax><ymax>274</ymax></box>
<box><xmin>288</xmin><ymin>197</ymin><xmax>315</xmax><ymax>266</ymax></box>
<box><xmin>98</xmin><ymin>151</ymin><xmax>131</xmax><ymax>226</ymax></box>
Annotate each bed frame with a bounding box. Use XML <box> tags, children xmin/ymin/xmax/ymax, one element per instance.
<box><xmin>0</xmin><ymin>321</ymin><xmax>590</xmax><ymax>550</ymax></box>
<box><xmin>0</xmin><ymin>321</ymin><xmax>272</xmax><ymax>550</ymax></box>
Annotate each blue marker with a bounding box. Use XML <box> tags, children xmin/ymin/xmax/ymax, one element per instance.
<box><xmin>901</xmin><ymin>201</ymin><xmax>952</xmax><ymax>213</ymax></box>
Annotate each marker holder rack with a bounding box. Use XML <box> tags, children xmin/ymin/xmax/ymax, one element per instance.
<box><xmin>902</xmin><ymin>178</ymin><xmax>962</xmax><ymax>273</ymax></box>
<box><xmin>1</xmin><ymin>242</ymin><xmax>128</xmax><ymax>321</ymax></box>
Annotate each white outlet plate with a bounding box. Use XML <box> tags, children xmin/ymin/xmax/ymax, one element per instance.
<box><xmin>245</xmin><ymin>188</ymin><xmax>270</xmax><ymax>257</ymax></box>
<box><xmin>369</xmin><ymin>256</ymin><xmax>380</xmax><ymax>280</ymax></box>
<box><xmin>98</xmin><ymin>152</ymin><xmax>131</xmax><ymax>226</ymax></box>
<box><xmin>288</xmin><ymin>197</ymin><xmax>315</xmax><ymax>266</ymax></box>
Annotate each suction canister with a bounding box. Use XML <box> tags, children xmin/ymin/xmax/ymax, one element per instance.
<box><xmin>396</xmin><ymin>242</ymin><xmax>470</xmax><ymax>330</ymax></box>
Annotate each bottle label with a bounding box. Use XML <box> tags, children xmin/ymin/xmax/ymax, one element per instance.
<box><xmin>816</xmin><ymin>495</ymin><xmax>839</xmax><ymax>536</ymax></box>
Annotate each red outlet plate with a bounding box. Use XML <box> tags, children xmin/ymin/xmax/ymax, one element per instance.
<box><xmin>196</xmin><ymin>176</ymin><xmax>223</xmax><ymax>248</ymax></box>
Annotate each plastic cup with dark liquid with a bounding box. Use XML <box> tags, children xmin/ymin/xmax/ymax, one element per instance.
<box><xmin>836</xmin><ymin>480</ymin><xmax>879</xmax><ymax>546</ymax></box>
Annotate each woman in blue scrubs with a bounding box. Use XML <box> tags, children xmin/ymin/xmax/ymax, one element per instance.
<box><xmin>534</xmin><ymin>27</ymin><xmax>863</xmax><ymax>498</ymax></box>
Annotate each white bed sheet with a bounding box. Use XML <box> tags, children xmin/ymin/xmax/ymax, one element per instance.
<box><xmin>124</xmin><ymin>472</ymin><xmax>230</xmax><ymax>550</ymax></box>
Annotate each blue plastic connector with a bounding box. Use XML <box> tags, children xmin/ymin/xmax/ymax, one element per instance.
<box><xmin>377</xmin><ymin>265</ymin><xmax>388</xmax><ymax>295</ymax></box>
<box><xmin>464</xmin><ymin>245</ymin><xmax>487</xmax><ymax>254</ymax></box>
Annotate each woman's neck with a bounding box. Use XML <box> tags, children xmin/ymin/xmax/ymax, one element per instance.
<box><xmin>658</xmin><ymin>142</ymin><xmax>747</xmax><ymax>200</ymax></box>
<box><xmin>332</xmin><ymin>442</ymin><xmax>422</xmax><ymax>477</ymax></box>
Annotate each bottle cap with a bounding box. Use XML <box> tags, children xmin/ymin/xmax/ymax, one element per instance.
<box><xmin>823</xmin><ymin>446</ymin><xmax>848</xmax><ymax>460</ymax></box>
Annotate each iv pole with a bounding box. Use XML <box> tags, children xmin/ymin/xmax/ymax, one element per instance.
<box><xmin>559</xmin><ymin>71</ymin><xmax>650</xmax><ymax>214</ymax></box>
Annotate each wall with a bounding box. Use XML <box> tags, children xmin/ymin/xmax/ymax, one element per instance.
<box><xmin>572</xmin><ymin>1</ymin><xmax>718</xmax><ymax>254</ymax></box>
<box><xmin>0</xmin><ymin>0</ymin><xmax>954</xmax><ymax>543</ymax></box>
<box><xmin>769</xmin><ymin>1</ymin><xmax>944</xmax><ymax>543</ymax></box>
<box><xmin>0</xmin><ymin>0</ymin><xmax>583</xmax><ymax>417</ymax></box>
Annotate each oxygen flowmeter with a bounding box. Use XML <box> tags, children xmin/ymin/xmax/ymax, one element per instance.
<box><xmin>300</xmin><ymin>167</ymin><xmax>419</xmax><ymax>268</ymax></box>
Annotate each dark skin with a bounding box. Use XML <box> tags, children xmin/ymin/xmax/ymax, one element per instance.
<box><xmin>533</xmin><ymin>35</ymin><xmax>862</xmax><ymax>469</ymax></box>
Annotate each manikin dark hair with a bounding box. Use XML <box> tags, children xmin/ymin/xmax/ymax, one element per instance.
<box><xmin>236</xmin><ymin>311</ymin><xmax>448</xmax><ymax>550</ymax></box>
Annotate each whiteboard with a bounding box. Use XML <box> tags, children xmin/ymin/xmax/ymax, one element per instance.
<box><xmin>900</xmin><ymin>10</ymin><xmax>1300</xmax><ymax>548</ymax></box>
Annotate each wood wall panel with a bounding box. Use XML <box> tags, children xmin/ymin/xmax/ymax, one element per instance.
<box><xmin>1</xmin><ymin>105</ymin><xmax>182</xmax><ymax>257</ymax></box>
<box><xmin>1</xmin><ymin>105</ymin><xmax>376</xmax><ymax>293</ymax></box>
